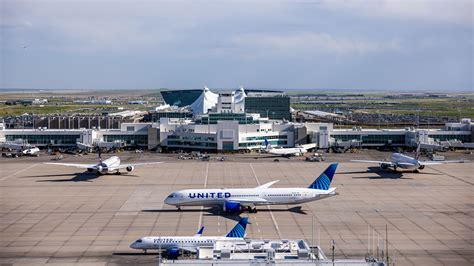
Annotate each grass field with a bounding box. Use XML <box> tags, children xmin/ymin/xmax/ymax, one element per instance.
<box><xmin>292</xmin><ymin>94</ymin><xmax>474</xmax><ymax>118</ymax></box>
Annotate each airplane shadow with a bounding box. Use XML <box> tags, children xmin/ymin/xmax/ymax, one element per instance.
<box><xmin>254</xmin><ymin>155</ymin><xmax>290</xmax><ymax>159</ymax></box>
<box><xmin>113</xmin><ymin>252</ymin><xmax>159</xmax><ymax>256</ymax></box>
<box><xmin>23</xmin><ymin>172</ymin><xmax>140</xmax><ymax>182</ymax></box>
<box><xmin>35</xmin><ymin>172</ymin><xmax>100</xmax><ymax>182</ymax></box>
<box><xmin>142</xmin><ymin>206</ymin><xmax>307</xmax><ymax>222</ymax></box>
<box><xmin>339</xmin><ymin>167</ymin><xmax>407</xmax><ymax>179</ymax></box>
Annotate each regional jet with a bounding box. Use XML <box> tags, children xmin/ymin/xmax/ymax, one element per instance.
<box><xmin>263</xmin><ymin>138</ymin><xmax>315</xmax><ymax>157</ymax></box>
<box><xmin>351</xmin><ymin>146</ymin><xmax>465</xmax><ymax>172</ymax></box>
<box><xmin>165</xmin><ymin>163</ymin><xmax>338</xmax><ymax>213</ymax></box>
<box><xmin>45</xmin><ymin>156</ymin><xmax>162</xmax><ymax>175</ymax></box>
<box><xmin>130</xmin><ymin>217</ymin><xmax>248</xmax><ymax>255</ymax></box>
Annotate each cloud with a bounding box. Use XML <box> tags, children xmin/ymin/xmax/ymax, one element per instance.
<box><xmin>227</xmin><ymin>32</ymin><xmax>403</xmax><ymax>56</ymax></box>
<box><xmin>322</xmin><ymin>0</ymin><xmax>473</xmax><ymax>26</ymax></box>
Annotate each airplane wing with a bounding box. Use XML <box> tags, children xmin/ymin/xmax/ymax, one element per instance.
<box><xmin>116</xmin><ymin>162</ymin><xmax>163</xmax><ymax>169</ymax></box>
<box><xmin>396</xmin><ymin>162</ymin><xmax>416</xmax><ymax>167</ymax></box>
<box><xmin>350</xmin><ymin>160</ymin><xmax>394</xmax><ymax>166</ymax></box>
<box><xmin>44</xmin><ymin>162</ymin><xmax>97</xmax><ymax>169</ymax></box>
<box><xmin>419</xmin><ymin>160</ymin><xmax>467</xmax><ymax>166</ymax></box>
<box><xmin>229</xmin><ymin>198</ymin><xmax>268</xmax><ymax>206</ymax></box>
<box><xmin>300</xmin><ymin>143</ymin><xmax>317</xmax><ymax>150</ymax></box>
<box><xmin>180</xmin><ymin>246</ymin><xmax>198</xmax><ymax>253</ymax></box>
<box><xmin>255</xmin><ymin>180</ymin><xmax>279</xmax><ymax>189</ymax></box>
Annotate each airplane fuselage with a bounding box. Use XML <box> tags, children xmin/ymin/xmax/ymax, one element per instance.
<box><xmin>92</xmin><ymin>156</ymin><xmax>121</xmax><ymax>174</ymax></box>
<box><xmin>130</xmin><ymin>236</ymin><xmax>241</xmax><ymax>251</ymax></box>
<box><xmin>165</xmin><ymin>187</ymin><xmax>336</xmax><ymax>207</ymax></box>
<box><xmin>390</xmin><ymin>153</ymin><xmax>420</xmax><ymax>170</ymax></box>
<box><xmin>267</xmin><ymin>147</ymin><xmax>307</xmax><ymax>157</ymax></box>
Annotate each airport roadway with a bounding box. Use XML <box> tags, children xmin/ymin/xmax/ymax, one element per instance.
<box><xmin>0</xmin><ymin>152</ymin><xmax>473</xmax><ymax>265</ymax></box>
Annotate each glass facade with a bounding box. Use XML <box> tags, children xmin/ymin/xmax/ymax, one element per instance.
<box><xmin>245</xmin><ymin>96</ymin><xmax>291</xmax><ymax>120</ymax></box>
<box><xmin>167</xmin><ymin>140</ymin><xmax>217</xmax><ymax>149</ymax></box>
<box><xmin>429</xmin><ymin>134</ymin><xmax>470</xmax><ymax>142</ymax></box>
<box><xmin>160</xmin><ymin>90</ymin><xmax>202</xmax><ymax>107</ymax></box>
<box><xmin>222</xmin><ymin>141</ymin><xmax>234</xmax><ymax>151</ymax></box>
<box><xmin>144</xmin><ymin>111</ymin><xmax>193</xmax><ymax>122</ymax></box>
<box><xmin>167</xmin><ymin>134</ymin><xmax>217</xmax><ymax>149</ymax></box>
<box><xmin>333</xmin><ymin>134</ymin><xmax>405</xmax><ymax>145</ymax></box>
<box><xmin>239</xmin><ymin>140</ymin><xmax>287</xmax><ymax>148</ymax></box>
<box><xmin>103</xmin><ymin>134</ymin><xmax>148</xmax><ymax>145</ymax></box>
<box><xmin>199</xmin><ymin>113</ymin><xmax>257</xmax><ymax>124</ymax></box>
<box><xmin>6</xmin><ymin>134</ymin><xmax>80</xmax><ymax>145</ymax></box>
<box><xmin>245</xmin><ymin>135</ymin><xmax>287</xmax><ymax>141</ymax></box>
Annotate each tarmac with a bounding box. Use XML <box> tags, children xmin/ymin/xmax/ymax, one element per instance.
<box><xmin>0</xmin><ymin>150</ymin><xmax>473</xmax><ymax>265</ymax></box>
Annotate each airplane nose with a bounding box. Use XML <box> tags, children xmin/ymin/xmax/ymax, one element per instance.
<box><xmin>164</xmin><ymin>197</ymin><xmax>171</xmax><ymax>205</ymax></box>
<box><xmin>130</xmin><ymin>242</ymin><xmax>137</xmax><ymax>249</ymax></box>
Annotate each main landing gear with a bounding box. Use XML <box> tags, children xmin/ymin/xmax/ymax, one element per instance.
<box><xmin>247</xmin><ymin>206</ymin><xmax>258</xmax><ymax>213</ymax></box>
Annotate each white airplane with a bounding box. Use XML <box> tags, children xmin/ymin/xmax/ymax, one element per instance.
<box><xmin>44</xmin><ymin>156</ymin><xmax>162</xmax><ymax>175</ymax></box>
<box><xmin>263</xmin><ymin>138</ymin><xmax>315</xmax><ymax>157</ymax></box>
<box><xmin>22</xmin><ymin>147</ymin><xmax>40</xmax><ymax>156</ymax></box>
<box><xmin>351</xmin><ymin>146</ymin><xmax>465</xmax><ymax>172</ymax></box>
<box><xmin>130</xmin><ymin>217</ymin><xmax>248</xmax><ymax>255</ymax></box>
<box><xmin>164</xmin><ymin>163</ymin><xmax>338</xmax><ymax>213</ymax></box>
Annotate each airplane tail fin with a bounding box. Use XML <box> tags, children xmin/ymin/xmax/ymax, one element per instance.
<box><xmin>225</xmin><ymin>217</ymin><xmax>248</xmax><ymax>238</ymax></box>
<box><xmin>308</xmin><ymin>163</ymin><xmax>338</xmax><ymax>190</ymax></box>
<box><xmin>264</xmin><ymin>138</ymin><xmax>272</xmax><ymax>151</ymax></box>
<box><xmin>194</xmin><ymin>226</ymin><xmax>205</xmax><ymax>237</ymax></box>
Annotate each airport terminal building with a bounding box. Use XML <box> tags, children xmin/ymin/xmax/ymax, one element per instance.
<box><xmin>0</xmin><ymin>87</ymin><xmax>472</xmax><ymax>152</ymax></box>
<box><xmin>1</xmin><ymin>118</ymin><xmax>472</xmax><ymax>152</ymax></box>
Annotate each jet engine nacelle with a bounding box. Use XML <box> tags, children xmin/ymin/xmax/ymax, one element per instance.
<box><xmin>167</xmin><ymin>248</ymin><xmax>180</xmax><ymax>259</ymax></box>
<box><xmin>126</xmin><ymin>166</ymin><xmax>135</xmax><ymax>172</ymax></box>
<box><xmin>418</xmin><ymin>165</ymin><xmax>425</xmax><ymax>170</ymax></box>
<box><xmin>380</xmin><ymin>163</ymin><xmax>390</xmax><ymax>170</ymax></box>
<box><xmin>223</xmin><ymin>201</ymin><xmax>241</xmax><ymax>213</ymax></box>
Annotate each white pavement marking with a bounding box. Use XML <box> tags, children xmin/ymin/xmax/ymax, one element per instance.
<box><xmin>0</xmin><ymin>163</ymin><xmax>38</xmax><ymax>181</ymax></box>
<box><xmin>198</xmin><ymin>163</ymin><xmax>209</xmax><ymax>229</ymax></box>
<box><xmin>249</xmin><ymin>163</ymin><xmax>282</xmax><ymax>239</ymax></box>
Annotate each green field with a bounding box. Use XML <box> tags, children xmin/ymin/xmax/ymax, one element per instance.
<box><xmin>292</xmin><ymin>94</ymin><xmax>474</xmax><ymax>119</ymax></box>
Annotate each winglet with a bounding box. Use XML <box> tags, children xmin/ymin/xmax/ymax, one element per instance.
<box><xmin>256</xmin><ymin>180</ymin><xmax>279</xmax><ymax>189</ymax></box>
<box><xmin>225</xmin><ymin>217</ymin><xmax>248</xmax><ymax>238</ymax></box>
<box><xmin>194</xmin><ymin>226</ymin><xmax>205</xmax><ymax>237</ymax></box>
<box><xmin>308</xmin><ymin>163</ymin><xmax>338</xmax><ymax>190</ymax></box>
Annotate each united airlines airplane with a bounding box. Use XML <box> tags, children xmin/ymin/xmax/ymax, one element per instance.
<box><xmin>130</xmin><ymin>217</ymin><xmax>248</xmax><ymax>255</ymax></box>
<box><xmin>351</xmin><ymin>146</ymin><xmax>465</xmax><ymax>172</ymax></box>
<box><xmin>45</xmin><ymin>156</ymin><xmax>162</xmax><ymax>175</ymax></box>
<box><xmin>165</xmin><ymin>163</ymin><xmax>338</xmax><ymax>213</ymax></box>
<box><xmin>263</xmin><ymin>138</ymin><xmax>315</xmax><ymax>157</ymax></box>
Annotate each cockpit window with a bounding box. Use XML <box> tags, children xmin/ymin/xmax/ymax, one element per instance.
<box><xmin>136</xmin><ymin>239</ymin><xmax>142</xmax><ymax>243</ymax></box>
<box><xmin>168</xmin><ymin>193</ymin><xmax>176</xmax><ymax>198</ymax></box>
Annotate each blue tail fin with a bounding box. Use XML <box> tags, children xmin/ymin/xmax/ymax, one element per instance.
<box><xmin>264</xmin><ymin>138</ymin><xmax>269</xmax><ymax>147</ymax></box>
<box><xmin>194</xmin><ymin>226</ymin><xmax>204</xmax><ymax>236</ymax></box>
<box><xmin>225</xmin><ymin>217</ymin><xmax>248</xmax><ymax>238</ymax></box>
<box><xmin>308</xmin><ymin>163</ymin><xmax>338</xmax><ymax>190</ymax></box>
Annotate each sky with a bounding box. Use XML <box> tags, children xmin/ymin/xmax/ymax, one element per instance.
<box><xmin>1</xmin><ymin>0</ymin><xmax>473</xmax><ymax>91</ymax></box>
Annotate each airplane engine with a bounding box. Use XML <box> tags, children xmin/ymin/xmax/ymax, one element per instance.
<box><xmin>418</xmin><ymin>165</ymin><xmax>425</xmax><ymax>170</ymax></box>
<box><xmin>97</xmin><ymin>165</ymin><xmax>103</xmax><ymax>173</ymax></box>
<box><xmin>380</xmin><ymin>163</ymin><xmax>390</xmax><ymax>169</ymax></box>
<box><xmin>223</xmin><ymin>201</ymin><xmax>241</xmax><ymax>213</ymax></box>
<box><xmin>167</xmin><ymin>248</ymin><xmax>180</xmax><ymax>259</ymax></box>
<box><xmin>126</xmin><ymin>166</ymin><xmax>135</xmax><ymax>172</ymax></box>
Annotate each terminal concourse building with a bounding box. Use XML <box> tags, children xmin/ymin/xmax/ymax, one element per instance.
<box><xmin>0</xmin><ymin>87</ymin><xmax>472</xmax><ymax>152</ymax></box>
